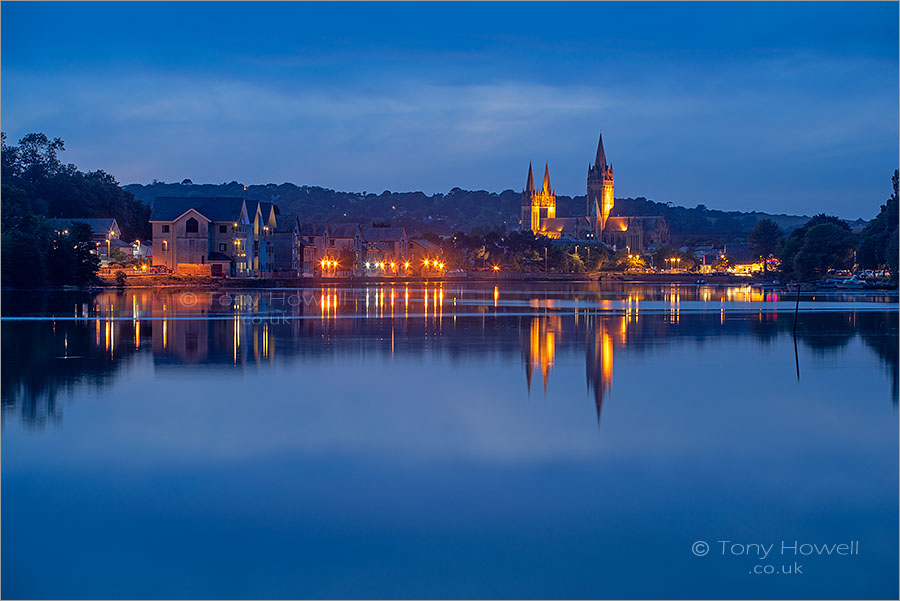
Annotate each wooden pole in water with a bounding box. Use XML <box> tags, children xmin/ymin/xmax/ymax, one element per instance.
<box><xmin>792</xmin><ymin>282</ymin><xmax>801</xmax><ymax>381</ymax></box>
<box><xmin>792</xmin><ymin>282</ymin><xmax>801</xmax><ymax>335</ymax></box>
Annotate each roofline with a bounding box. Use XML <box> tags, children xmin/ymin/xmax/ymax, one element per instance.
<box><xmin>151</xmin><ymin>208</ymin><xmax>213</xmax><ymax>223</ymax></box>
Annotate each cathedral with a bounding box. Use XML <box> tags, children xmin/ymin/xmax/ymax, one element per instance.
<box><xmin>520</xmin><ymin>134</ymin><xmax>669</xmax><ymax>253</ymax></box>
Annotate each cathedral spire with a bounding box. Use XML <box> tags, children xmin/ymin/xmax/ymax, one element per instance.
<box><xmin>595</xmin><ymin>133</ymin><xmax>607</xmax><ymax>170</ymax></box>
<box><xmin>525</xmin><ymin>162</ymin><xmax>535</xmax><ymax>193</ymax></box>
<box><xmin>542</xmin><ymin>163</ymin><xmax>551</xmax><ymax>194</ymax></box>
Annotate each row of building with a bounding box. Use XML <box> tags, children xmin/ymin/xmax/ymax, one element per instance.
<box><xmin>55</xmin><ymin>134</ymin><xmax>667</xmax><ymax>277</ymax></box>
<box><xmin>148</xmin><ymin>196</ymin><xmax>442</xmax><ymax>277</ymax></box>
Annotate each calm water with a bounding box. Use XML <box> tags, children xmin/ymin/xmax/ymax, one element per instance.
<box><xmin>2</xmin><ymin>283</ymin><xmax>897</xmax><ymax>599</ymax></box>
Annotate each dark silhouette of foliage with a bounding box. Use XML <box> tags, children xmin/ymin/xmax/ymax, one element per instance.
<box><xmin>777</xmin><ymin>213</ymin><xmax>855</xmax><ymax>280</ymax></box>
<box><xmin>857</xmin><ymin>169</ymin><xmax>898</xmax><ymax>274</ymax></box>
<box><xmin>791</xmin><ymin>223</ymin><xmax>857</xmax><ymax>281</ymax></box>
<box><xmin>748</xmin><ymin>218</ymin><xmax>783</xmax><ymax>273</ymax></box>
<box><xmin>2</xmin><ymin>132</ymin><xmax>150</xmax><ymax>241</ymax></box>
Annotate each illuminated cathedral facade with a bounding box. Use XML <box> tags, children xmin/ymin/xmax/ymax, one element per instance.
<box><xmin>520</xmin><ymin>134</ymin><xmax>669</xmax><ymax>252</ymax></box>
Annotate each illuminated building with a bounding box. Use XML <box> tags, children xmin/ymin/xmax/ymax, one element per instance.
<box><xmin>520</xmin><ymin>134</ymin><xmax>670</xmax><ymax>252</ymax></box>
<box><xmin>150</xmin><ymin>197</ymin><xmax>252</xmax><ymax>276</ymax></box>
<box><xmin>520</xmin><ymin>163</ymin><xmax>557</xmax><ymax>235</ymax></box>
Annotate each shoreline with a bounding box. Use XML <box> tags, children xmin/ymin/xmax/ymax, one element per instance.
<box><xmin>5</xmin><ymin>272</ymin><xmax>895</xmax><ymax>292</ymax></box>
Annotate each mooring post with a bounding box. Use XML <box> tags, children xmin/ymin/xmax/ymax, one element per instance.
<box><xmin>792</xmin><ymin>282</ymin><xmax>801</xmax><ymax>335</ymax></box>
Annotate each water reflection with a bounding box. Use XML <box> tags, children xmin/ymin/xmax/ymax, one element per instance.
<box><xmin>2</xmin><ymin>285</ymin><xmax>896</xmax><ymax>429</ymax></box>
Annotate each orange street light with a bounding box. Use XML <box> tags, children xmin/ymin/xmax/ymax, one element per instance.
<box><xmin>492</xmin><ymin>265</ymin><xmax>500</xmax><ymax>272</ymax></box>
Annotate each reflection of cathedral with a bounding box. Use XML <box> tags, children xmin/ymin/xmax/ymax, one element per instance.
<box><xmin>585</xmin><ymin>321</ymin><xmax>614</xmax><ymax>419</ymax></box>
<box><xmin>520</xmin><ymin>134</ymin><xmax>670</xmax><ymax>252</ymax></box>
<box><xmin>519</xmin><ymin>314</ymin><xmax>614</xmax><ymax>421</ymax></box>
<box><xmin>520</xmin><ymin>315</ymin><xmax>559</xmax><ymax>394</ymax></box>
<box><xmin>8</xmin><ymin>287</ymin><xmax>894</xmax><ymax>431</ymax></box>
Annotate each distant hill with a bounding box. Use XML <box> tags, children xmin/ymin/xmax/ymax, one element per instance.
<box><xmin>124</xmin><ymin>180</ymin><xmax>838</xmax><ymax>242</ymax></box>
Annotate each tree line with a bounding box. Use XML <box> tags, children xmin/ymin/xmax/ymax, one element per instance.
<box><xmin>747</xmin><ymin>170</ymin><xmax>898</xmax><ymax>281</ymax></box>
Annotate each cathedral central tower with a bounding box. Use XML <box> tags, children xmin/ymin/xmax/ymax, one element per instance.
<box><xmin>587</xmin><ymin>134</ymin><xmax>614</xmax><ymax>235</ymax></box>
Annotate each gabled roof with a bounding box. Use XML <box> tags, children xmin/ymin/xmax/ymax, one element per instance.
<box><xmin>327</xmin><ymin>223</ymin><xmax>361</xmax><ymax>239</ymax></box>
<box><xmin>362</xmin><ymin>226</ymin><xmax>406</xmax><ymax>243</ymax></box>
<box><xmin>151</xmin><ymin>197</ymin><xmax>247</xmax><ymax>222</ymax></box>
<box><xmin>274</xmin><ymin>214</ymin><xmax>301</xmax><ymax>233</ymax></box>
<box><xmin>53</xmin><ymin>217</ymin><xmax>119</xmax><ymax>236</ymax></box>
<box><xmin>541</xmin><ymin>217</ymin><xmax>582</xmax><ymax>234</ymax></box>
<box><xmin>410</xmin><ymin>238</ymin><xmax>441</xmax><ymax>250</ymax></box>
<box><xmin>254</xmin><ymin>201</ymin><xmax>275</xmax><ymax>216</ymax></box>
<box><xmin>300</xmin><ymin>223</ymin><xmax>325</xmax><ymax>236</ymax></box>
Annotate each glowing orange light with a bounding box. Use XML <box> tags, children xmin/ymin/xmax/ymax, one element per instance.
<box><xmin>492</xmin><ymin>265</ymin><xmax>500</xmax><ymax>271</ymax></box>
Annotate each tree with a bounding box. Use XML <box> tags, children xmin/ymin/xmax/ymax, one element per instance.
<box><xmin>1</xmin><ymin>132</ymin><xmax>150</xmax><ymax>287</ymax></box>
<box><xmin>2</xmin><ymin>132</ymin><xmax>151</xmax><ymax>241</ymax></box>
<box><xmin>14</xmin><ymin>133</ymin><xmax>66</xmax><ymax>187</ymax></box>
<box><xmin>857</xmin><ymin>169</ymin><xmax>899</xmax><ymax>271</ymax></box>
<box><xmin>46</xmin><ymin>222</ymin><xmax>99</xmax><ymax>286</ymax></box>
<box><xmin>792</xmin><ymin>223</ymin><xmax>856</xmax><ymax>280</ymax></box>
<box><xmin>748</xmin><ymin>218</ymin><xmax>783</xmax><ymax>274</ymax></box>
<box><xmin>886</xmin><ymin>228</ymin><xmax>899</xmax><ymax>279</ymax></box>
<box><xmin>778</xmin><ymin>213</ymin><xmax>853</xmax><ymax>280</ymax></box>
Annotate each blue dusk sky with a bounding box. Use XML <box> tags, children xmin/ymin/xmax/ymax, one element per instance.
<box><xmin>2</xmin><ymin>2</ymin><xmax>897</xmax><ymax>218</ymax></box>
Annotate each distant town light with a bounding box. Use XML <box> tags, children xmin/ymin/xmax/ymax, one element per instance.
<box><xmin>492</xmin><ymin>265</ymin><xmax>500</xmax><ymax>271</ymax></box>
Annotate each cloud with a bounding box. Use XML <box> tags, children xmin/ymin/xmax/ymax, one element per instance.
<box><xmin>2</xmin><ymin>49</ymin><xmax>895</xmax><ymax>216</ymax></box>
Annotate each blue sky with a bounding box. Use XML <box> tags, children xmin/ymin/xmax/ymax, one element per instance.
<box><xmin>2</xmin><ymin>2</ymin><xmax>897</xmax><ymax>218</ymax></box>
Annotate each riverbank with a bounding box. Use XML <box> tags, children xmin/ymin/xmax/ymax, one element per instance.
<box><xmin>90</xmin><ymin>270</ymin><xmax>773</xmax><ymax>288</ymax></box>
<box><xmin>21</xmin><ymin>269</ymin><xmax>886</xmax><ymax>291</ymax></box>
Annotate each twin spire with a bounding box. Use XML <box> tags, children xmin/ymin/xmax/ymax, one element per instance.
<box><xmin>525</xmin><ymin>162</ymin><xmax>552</xmax><ymax>194</ymax></box>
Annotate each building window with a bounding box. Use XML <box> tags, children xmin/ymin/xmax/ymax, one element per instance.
<box><xmin>162</xmin><ymin>241</ymin><xmax>168</xmax><ymax>251</ymax></box>
<box><xmin>162</xmin><ymin>225</ymin><xmax>170</xmax><ymax>233</ymax></box>
<box><xmin>186</xmin><ymin>218</ymin><xmax>199</xmax><ymax>233</ymax></box>
<box><xmin>219</xmin><ymin>225</ymin><xmax>227</xmax><ymax>233</ymax></box>
<box><xmin>219</xmin><ymin>243</ymin><xmax>226</xmax><ymax>252</ymax></box>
